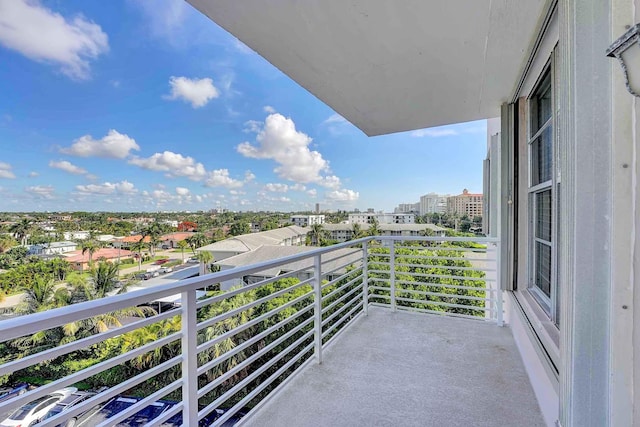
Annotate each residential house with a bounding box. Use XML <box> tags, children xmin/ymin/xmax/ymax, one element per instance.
<box><xmin>63</xmin><ymin>248</ymin><xmax>133</xmax><ymax>271</ymax></box>
<box><xmin>197</xmin><ymin>226</ymin><xmax>308</xmax><ymax>261</ymax></box>
<box><xmin>214</xmin><ymin>245</ymin><xmax>362</xmax><ymax>291</ymax></box>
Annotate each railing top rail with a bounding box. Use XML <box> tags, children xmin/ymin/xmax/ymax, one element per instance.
<box><xmin>0</xmin><ymin>235</ymin><xmax>496</xmax><ymax>340</ymax></box>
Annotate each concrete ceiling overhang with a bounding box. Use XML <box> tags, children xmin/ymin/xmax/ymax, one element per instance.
<box><xmin>188</xmin><ymin>0</ymin><xmax>549</xmax><ymax>136</ymax></box>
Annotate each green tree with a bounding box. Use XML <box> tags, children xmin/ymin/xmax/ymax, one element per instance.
<box><xmin>81</xmin><ymin>240</ymin><xmax>101</xmax><ymax>269</ymax></box>
<box><xmin>350</xmin><ymin>223</ymin><xmax>364</xmax><ymax>240</ymax></box>
<box><xmin>307</xmin><ymin>223</ymin><xmax>328</xmax><ymax>246</ymax></box>
<box><xmin>196</xmin><ymin>251</ymin><xmax>214</xmax><ymax>276</ymax></box>
<box><xmin>229</xmin><ymin>222</ymin><xmax>250</xmax><ymax>236</ymax></box>
<box><xmin>142</xmin><ymin>224</ymin><xmax>163</xmax><ymax>257</ymax></box>
<box><xmin>130</xmin><ymin>240</ymin><xmax>146</xmax><ymax>271</ymax></box>
<box><xmin>177</xmin><ymin>239</ymin><xmax>189</xmax><ymax>263</ymax></box>
<box><xmin>9</xmin><ymin>218</ymin><xmax>33</xmax><ymax>246</ymax></box>
<box><xmin>187</xmin><ymin>233</ymin><xmax>208</xmax><ymax>254</ymax></box>
<box><xmin>0</xmin><ymin>235</ymin><xmax>17</xmax><ymax>253</ymax></box>
<box><xmin>368</xmin><ymin>218</ymin><xmax>380</xmax><ymax>237</ymax></box>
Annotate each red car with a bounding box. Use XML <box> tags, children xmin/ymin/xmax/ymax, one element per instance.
<box><xmin>155</xmin><ymin>259</ymin><xmax>170</xmax><ymax>265</ymax></box>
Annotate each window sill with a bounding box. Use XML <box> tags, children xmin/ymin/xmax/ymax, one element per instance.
<box><xmin>512</xmin><ymin>288</ymin><xmax>560</xmax><ymax>374</ymax></box>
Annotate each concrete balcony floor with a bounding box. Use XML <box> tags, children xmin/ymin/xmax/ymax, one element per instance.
<box><xmin>243</xmin><ymin>306</ymin><xmax>545</xmax><ymax>427</ymax></box>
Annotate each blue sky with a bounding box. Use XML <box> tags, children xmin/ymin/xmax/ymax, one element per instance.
<box><xmin>0</xmin><ymin>0</ymin><xmax>486</xmax><ymax>213</ymax></box>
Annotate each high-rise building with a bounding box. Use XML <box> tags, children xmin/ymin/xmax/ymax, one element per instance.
<box><xmin>419</xmin><ymin>193</ymin><xmax>449</xmax><ymax>215</ymax></box>
<box><xmin>447</xmin><ymin>189</ymin><xmax>483</xmax><ymax>218</ymax></box>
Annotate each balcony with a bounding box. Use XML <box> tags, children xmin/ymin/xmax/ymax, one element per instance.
<box><xmin>0</xmin><ymin>236</ymin><xmax>544</xmax><ymax>426</ymax></box>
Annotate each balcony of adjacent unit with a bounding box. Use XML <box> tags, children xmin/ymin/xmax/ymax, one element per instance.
<box><xmin>0</xmin><ymin>236</ymin><xmax>545</xmax><ymax>427</ymax></box>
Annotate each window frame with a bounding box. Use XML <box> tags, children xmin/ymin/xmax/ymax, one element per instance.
<box><xmin>525</xmin><ymin>57</ymin><xmax>560</xmax><ymax>325</ymax></box>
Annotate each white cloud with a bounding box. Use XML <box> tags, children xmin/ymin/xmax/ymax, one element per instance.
<box><xmin>25</xmin><ymin>185</ymin><xmax>54</xmax><ymax>199</ymax></box>
<box><xmin>307</xmin><ymin>189</ymin><xmax>317</xmax><ymax>197</ymax></box>
<box><xmin>290</xmin><ymin>183</ymin><xmax>306</xmax><ymax>191</ymax></box>
<box><xmin>263</xmin><ymin>105</ymin><xmax>276</xmax><ymax>114</ymax></box>
<box><xmin>326</xmin><ymin>189</ymin><xmax>359</xmax><ymax>202</ymax></box>
<box><xmin>264</xmin><ymin>183</ymin><xmax>289</xmax><ymax>193</ymax></box>
<box><xmin>49</xmin><ymin>160</ymin><xmax>88</xmax><ymax>175</ymax></box>
<box><xmin>318</xmin><ymin>175</ymin><xmax>341</xmax><ymax>189</ymax></box>
<box><xmin>237</xmin><ymin>113</ymin><xmax>330</xmax><ymax>183</ymax></box>
<box><xmin>133</xmin><ymin>0</ymin><xmax>189</xmax><ymax>44</ymax></box>
<box><xmin>0</xmin><ymin>0</ymin><xmax>108</xmax><ymax>80</ymax></box>
<box><xmin>28</xmin><ymin>171</ymin><xmax>39</xmax><ymax>177</ymax></box>
<box><xmin>75</xmin><ymin>180</ymin><xmax>137</xmax><ymax>195</ymax></box>
<box><xmin>205</xmin><ymin>169</ymin><xmax>244</xmax><ymax>189</ymax></box>
<box><xmin>175</xmin><ymin>187</ymin><xmax>190</xmax><ymax>196</ymax></box>
<box><xmin>0</xmin><ymin>162</ymin><xmax>16</xmax><ymax>179</ymax></box>
<box><xmin>243</xmin><ymin>120</ymin><xmax>262</xmax><ymax>133</ymax></box>
<box><xmin>324</xmin><ymin>113</ymin><xmax>347</xmax><ymax>124</ymax></box>
<box><xmin>244</xmin><ymin>171</ymin><xmax>256</xmax><ymax>182</ymax></box>
<box><xmin>61</xmin><ymin>129</ymin><xmax>140</xmax><ymax>159</ymax></box>
<box><xmin>129</xmin><ymin>151</ymin><xmax>206</xmax><ymax>181</ymax></box>
<box><xmin>164</xmin><ymin>76</ymin><xmax>219</xmax><ymax>108</ymax></box>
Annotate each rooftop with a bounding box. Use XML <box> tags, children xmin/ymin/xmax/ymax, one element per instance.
<box><xmin>243</xmin><ymin>306</ymin><xmax>544</xmax><ymax>427</ymax></box>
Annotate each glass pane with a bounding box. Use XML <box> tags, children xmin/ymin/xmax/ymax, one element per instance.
<box><xmin>536</xmin><ymin>190</ymin><xmax>552</xmax><ymax>241</ymax></box>
<box><xmin>535</xmin><ymin>242</ymin><xmax>552</xmax><ymax>298</ymax></box>
<box><xmin>531</xmin><ymin>126</ymin><xmax>552</xmax><ymax>185</ymax></box>
<box><xmin>530</xmin><ymin>70</ymin><xmax>552</xmax><ymax>134</ymax></box>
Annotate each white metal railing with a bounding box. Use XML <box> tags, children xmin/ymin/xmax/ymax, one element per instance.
<box><xmin>0</xmin><ymin>235</ymin><xmax>501</xmax><ymax>426</ymax></box>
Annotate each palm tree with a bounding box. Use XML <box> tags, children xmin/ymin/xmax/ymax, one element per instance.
<box><xmin>89</xmin><ymin>261</ymin><xmax>120</xmax><ymax>299</ymax></box>
<box><xmin>350</xmin><ymin>223</ymin><xmax>364</xmax><ymax>240</ymax></box>
<box><xmin>15</xmin><ymin>276</ymin><xmax>59</xmax><ymax>314</ymax></box>
<box><xmin>142</xmin><ymin>224</ymin><xmax>163</xmax><ymax>257</ymax></box>
<box><xmin>177</xmin><ymin>239</ymin><xmax>189</xmax><ymax>263</ymax></box>
<box><xmin>197</xmin><ymin>290</ymin><xmax>255</xmax><ymax>383</ymax></box>
<box><xmin>81</xmin><ymin>239</ymin><xmax>101</xmax><ymax>269</ymax></box>
<box><xmin>187</xmin><ymin>233</ymin><xmax>208</xmax><ymax>254</ymax></box>
<box><xmin>130</xmin><ymin>240</ymin><xmax>146</xmax><ymax>271</ymax></box>
<box><xmin>308</xmin><ymin>223</ymin><xmax>328</xmax><ymax>246</ymax></box>
<box><xmin>368</xmin><ymin>218</ymin><xmax>381</xmax><ymax>237</ymax></box>
<box><xmin>9</xmin><ymin>218</ymin><xmax>33</xmax><ymax>246</ymax></box>
<box><xmin>196</xmin><ymin>251</ymin><xmax>214</xmax><ymax>276</ymax></box>
<box><xmin>0</xmin><ymin>235</ymin><xmax>17</xmax><ymax>253</ymax></box>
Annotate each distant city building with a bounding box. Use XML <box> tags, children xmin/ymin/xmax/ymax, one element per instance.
<box><xmin>447</xmin><ymin>189</ymin><xmax>484</xmax><ymax>218</ymax></box>
<box><xmin>290</xmin><ymin>215</ymin><xmax>325</xmax><ymax>227</ymax></box>
<box><xmin>419</xmin><ymin>193</ymin><xmax>449</xmax><ymax>215</ymax></box>
<box><xmin>323</xmin><ymin>223</ymin><xmax>446</xmax><ymax>242</ymax></box>
<box><xmin>394</xmin><ymin>203</ymin><xmax>420</xmax><ymax>214</ymax></box>
<box><xmin>348</xmin><ymin>213</ymin><xmax>415</xmax><ymax>225</ymax></box>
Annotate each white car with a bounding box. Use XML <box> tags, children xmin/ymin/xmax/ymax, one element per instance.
<box><xmin>0</xmin><ymin>387</ymin><xmax>76</xmax><ymax>427</ymax></box>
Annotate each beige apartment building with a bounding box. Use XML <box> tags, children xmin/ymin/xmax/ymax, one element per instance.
<box><xmin>447</xmin><ymin>189</ymin><xmax>483</xmax><ymax>218</ymax></box>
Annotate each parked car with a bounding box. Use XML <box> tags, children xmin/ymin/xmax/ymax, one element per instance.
<box><xmin>155</xmin><ymin>259</ymin><xmax>170</xmax><ymax>265</ymax></box>
<box><xmin>159</xmin><ymin>267</ymin><xmax>173</xmax><ymax>274</ymax></box>
<box><xmin>37</xmin><ymin>391</ymin><xmax>96</xmax><ymax>427</ymax></box>
<box><xmin>187</xmin><ymin>257</ymin><xmax>199</xmax><ymax>263</ymax></box>
<box><xmin>0</xmin><ymin>384</ymin><xmax>28</xmax><ymax>404</ymax></box>
<box><xmin>75</xmin><ymin>396</ymin><xmax>173</xmax><ymax>427</ymax></box>
<box><xmin>0</xmin><ymin>387</ymin><xmax>76</xmax><ymax>427</ymax></box>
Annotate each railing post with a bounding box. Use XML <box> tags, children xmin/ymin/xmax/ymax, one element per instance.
<box><xmin>362</xmin><ymin>240</ymin><xmax>368</xmax><ymax>315</ymax></box>
<box><xmin>181</xmin><ymin>289</ymin><xmax>199</xmax><ymax>425</ymax></box>
<box><xmin>390</xmin><ymin>239</ymin><xmax>396</xmax><ymax>311</ymax></box>
<box><xmin>313</xmin><ymin>254</ymin><xmax>323</xmax><ymax>364</ymax></box>
<box><xmin>495</xmin><ymin>242</ymin><xmax>504</xmax><ymax>326</ymax></box>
